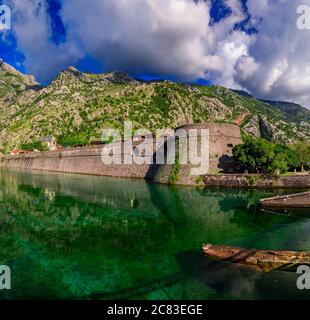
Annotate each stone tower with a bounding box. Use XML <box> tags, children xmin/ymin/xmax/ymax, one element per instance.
<box><xmin>152</xmin><ymin>123</ymin><xmax>243</xmax><ymax>185</ymax></box>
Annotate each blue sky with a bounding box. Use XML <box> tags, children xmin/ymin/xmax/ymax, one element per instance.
<box><xmin>1</xmin><ymin>0</ymin><xmax>310</xmax><ymax>107</ymax></box>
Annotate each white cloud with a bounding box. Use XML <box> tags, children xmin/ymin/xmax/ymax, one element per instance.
<box><xmin>59</xmin><ymin>0</ymin><xmax>253</xmax><ymax>86</ymax></box>
<box><xmin>61</xmin><ymin>0</ymin><xmax>214</xmax><ymax>80</ymax></box>
<box><xmin>235</xmin><ymin>0</ymin><xmax>310</xmax><ymax>107</ymax></box>
<box><xmin>4</xmin><ymin>0</ymin><xmax>310</xmax><ymax>107</ymax></box>
<box><xmin>6</xmin><ymin>0</ymin><xmax>81</xmax><ymax>83</ymax></box>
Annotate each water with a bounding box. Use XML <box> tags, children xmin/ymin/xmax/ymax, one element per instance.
<box><xmin>0</xmin><ymin>167</ymin><xmax>309</xmax><ymax>300</ymax></box>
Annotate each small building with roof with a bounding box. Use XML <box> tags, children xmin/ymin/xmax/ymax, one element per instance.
<box><xmin>42</xmin><ymin>136</ymin><xmax>57</xmax><ymax>151</ymax></box>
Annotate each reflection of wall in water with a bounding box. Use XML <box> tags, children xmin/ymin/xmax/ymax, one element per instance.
<box><xmin>2</xmin><ymin>168</ymin><xmax>268</xmax><ymax>246</ymax></box>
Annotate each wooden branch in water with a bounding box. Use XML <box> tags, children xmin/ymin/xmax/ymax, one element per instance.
<box><xmin>202</xmin><ymin>244</ymin><xmax>310</xmax><ymax>272</ymax></box>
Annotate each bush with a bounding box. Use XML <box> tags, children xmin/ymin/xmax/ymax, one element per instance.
<box><xmin>274</xmin><ymin>144</ymin><xmax>299</xmax><ymax>171</ymax></box>
<box><xmin>58</xmin><ymin>133</ymin><xmax>89</xmax><ymax>147</ymax></box>
<box><xmin>233</xmin><ymin>137</ymin><xmax>274</xmax><ymax>173</ymax></box>
<box><xmin>20</xmin><ymin>141</ymin><xmax>48</xmax><ymax>152</ymax></box>
<box><xmin>169</xmin><ymin>153</ymin><xmax>180</xmax><ymax>185</ymax></box>
<box><xmin>233</xmin><ymin>137</ymin><xmax>303</xmax><ymax>174</ymax></box>
<box><xmin>247</xmin><ymin>175</ymin><xmax>258</xmax><ymax>186</ymax></box>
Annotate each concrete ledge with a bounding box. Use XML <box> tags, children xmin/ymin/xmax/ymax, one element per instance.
<box><xmin>203</xmin><ymin>174</ymin><xmax>310</xmax><ymax>189</ymax></box>
<box><xmin>260</xmin><ymin>191</ymin><xmax>310</xmax><ymax>208</ymax></box>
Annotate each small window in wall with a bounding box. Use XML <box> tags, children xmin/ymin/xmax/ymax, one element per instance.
<box><xmin>227</xmin><ymin>144</ymin><xmax>234</xmax><ymax>148</ymax></box>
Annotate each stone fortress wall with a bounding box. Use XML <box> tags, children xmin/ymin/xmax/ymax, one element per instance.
<box><xmin>176</xmin><ymin>123</ymin><xmax>243</xmax><ymax>173</ymax></box>
<box><xmin>1</xmin><ymin>145</ymin><xmax>154</xmax><ymax>179</ymax></box>
<box><xmin>1</xmin><ymin>123</ymin><xmax>243</xmax><ymax>184</ymax></box>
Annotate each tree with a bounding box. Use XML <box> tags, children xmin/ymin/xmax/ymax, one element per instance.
<box><xmin>274</xmin><ymin>144</ymin><xmax>299</xmax><ymax>171</ymax></box>
<box><xmin>233</xmin><ymin>138</ymin><xmax>302</xmax><ymax>174</ymax></box>
<box><xmin>233</xmin><ymin>137</ymin><xmax>275</xmax><ymax>173</ymax></box>
<box><xmin>58</xmin><ymin>133</ymin><xmax>89</xmax><ymax>147</ymax></box>
<box><xmin>267</xmin><ymin>153</ymin><xmax>288</xmax><ymax>175</ymax></box>
<box><xmin>20</xmin><ymin>140</ymin><xmax>48</xmax><ymax>152</ymax></box>
<box><xmin>294</xmin><ymin>143</ymin><xmax>310</xmax><ymax>172</ymax></box>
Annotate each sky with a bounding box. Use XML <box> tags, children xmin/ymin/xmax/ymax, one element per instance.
<box><xmin>1</xmin><ymin>0</ymin><xmax>310</xmax><ymax>108</ymax></box>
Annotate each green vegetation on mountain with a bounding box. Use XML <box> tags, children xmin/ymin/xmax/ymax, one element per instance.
<box><xmin>261</xmin><ymin>100</ymin><xmax>310</xmax><ymax>125</ymax></box>
<box><xmin>0</xmin><ymin>60</ymin><xmax>309</xmax><ymax>153</ymax></box>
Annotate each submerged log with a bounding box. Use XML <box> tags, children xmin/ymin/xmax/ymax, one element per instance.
<box><xmin>202</xmin><ymin>244</ymin><xmax>310</xmax><ymax>272</ymax></box>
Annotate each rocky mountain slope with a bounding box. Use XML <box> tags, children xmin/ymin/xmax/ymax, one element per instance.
<box><xmin>0</xmin><ymin>60</ymin><xmax>309</xmax><ymax>152</ymax></box>
<box><xmin>233</xmin><ymin>89</ymin><xmax>310</xmax><ymax>125</ymax></box>
<box><xmin>260</xmin><ymin>100</ymin><xmax>310</xmax><ymax>125</ymax></box>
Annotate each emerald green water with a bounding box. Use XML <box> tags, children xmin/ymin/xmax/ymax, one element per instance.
<box><xmin>0</xmin><ymin>167</ymin><xmax>310</xmax><ymax>300</ymax></box>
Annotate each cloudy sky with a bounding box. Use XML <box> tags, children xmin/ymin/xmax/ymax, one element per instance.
<box><xmin>1</xmin><ymin>0</ymin><xmax>310</xmax><ymax>108</ymax></box>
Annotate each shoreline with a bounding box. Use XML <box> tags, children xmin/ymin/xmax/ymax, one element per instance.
<box><xmin>199</xmin><ymin>173</ymin><xmax>310</xmax><ymax>189</ymax></box>
<box><xmin>1</xmin><ymin>162</ymin><xmax>309</xmax><ymax>189</ymax></box>
<box><xmin>1</xmin><ymin>145</ymin><xmax>309</xmax><ymax>189</ymax></box>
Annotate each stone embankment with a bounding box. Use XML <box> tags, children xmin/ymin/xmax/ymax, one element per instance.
<box><xmin>1</xmin><ymin>147</ymin><xmax>309</xmax><ymax>188</ymax></box>
<box><xmin>202</xmin><ymin>174</ymin><xmax>310</xmax><ymax>189</ymax></box>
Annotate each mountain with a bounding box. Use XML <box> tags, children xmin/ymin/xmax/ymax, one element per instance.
<box><xmin>0</xmin><ymin>61</ymin><xmax>309</xmax><ymax>152</ymax></box>
<box><xmin>231</xmin><ymin>89</ymin><xmax>254</xmax><ymax>99</ymax></box>
<box><xmin>232</xmin><ymin>89</ymin><xmax>310</xmax><ymax>136</ymax></box>
<box><xmin>260</xmin><ymin>100</ymin><xmax>310</xmax><ymax>124</ymax></box>
<box><xmin>0</xmin><ymin>59</ymin><xmax>39</xmax><ymax>105</ymax></box>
